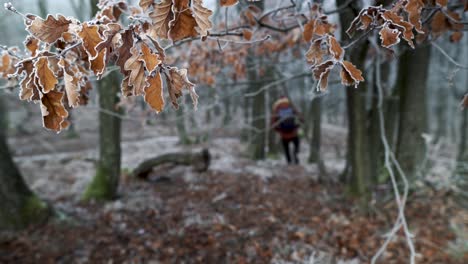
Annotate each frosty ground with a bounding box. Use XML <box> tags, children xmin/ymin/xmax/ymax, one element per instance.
<box><xmin>0</xmin><ymin>107</ymin><xmax>466</xmax><ymax>264</ymax></box>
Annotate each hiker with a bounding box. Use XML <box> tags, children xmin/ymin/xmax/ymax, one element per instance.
<box><xmin>271</xmin><ymin>96</ymin><xmax>302</xmax><ymax>164</ymax></box>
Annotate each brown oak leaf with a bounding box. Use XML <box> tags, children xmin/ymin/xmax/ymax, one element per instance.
<box><xmin>192</xmin><ymin>0</ymin><xmax>213</xmax><ymax>37</ymax></box>
<box><xmin>305</xmin><ymin>40</ymin><xmax>324</xmax><ymax>66</ymax></box>
<box><xmin>313</xmin><ymin>60</ymin><xmax>334</xmax><ymax>91</ymax></box>
<box><xmin>26</xmin><ymin>15</ymin><xmax>72</xmax><ymax>44</ymax></box>
<box><xmin>78</xmin><ymin>23</ymin><xmax>104</xmax><ymax>59</ymax></box>
<box><xmin>144</xmin><ymin>71</ymin><xmax>165</xmax><ymax>113</ymax></box>
<box><xmin>303</xmin><ymin>19</ymin><xmax>315</xmax><ymax>42</ymax></box>
<box><xmin>149</xmin><ymin>0</ymin><xmax>174</xmax><ymax>39</ymax></box>
<box><xmin>404</xmin><ymin>0</ymin><xmax>425</xmax><ymax>34</ymax></box>
<box><xmin>379</xmin><ymin>24</ymin><xmax>401</xmax><ymax>48</ymax></box>
<box><xmin>35</xmin><ymin>57</ymin><xmax>58</xmax><ymax>93</ymax></box>
<box><xmin>139</xmin><ymin>0</ymin><xmax>154</xmax><ymax>11</ymax></box>
<box><xmin>124</xmin><ymin>47</ymin><xmax>147</xmax><ymax>96</ymax></box>
<box><xmin>169</xmin><ymin>0</ymin><xmax>198</xmax><ymax>41</ymax></box>
<box><xmin>341</xmin><ymin>60</ymin><xmax>364</xmax><ymax>88</ymax></box>
<box><xmin>167</xmin><ymin>67</ymin><xmax>198</xmax><ymax>109</ymax></box>
<box><xmin>116</xmin><ymin>29</ymin><xmax>135</xmax><ymax>73</ymax></box>
<box><xmin>220</xmin><ymin>0</ymin><xmax>238</xmax><ymax>6</ymax></box>
<box><xmin>24</xmin><ymin>36</ymin><xmax>40</xmax><ymax>57</ymax></box>
<box><xmin>16</xmin><ymin>59</ymin><xmax>40</xmax><ymax>101</ymax></box>
<box><xmin>40</xmin><ymin>90</ymin><xmax>69</xmax><ymax>132</ymax></box>
<box><xmin>328</xmin><ymin>36</ymin><xmax>343</xmax><ymax>60</ymax></box>
<box><xmin>139</xmin><ymin>42</ymin><xmax>161</xmax><ymax>74</ymax></box>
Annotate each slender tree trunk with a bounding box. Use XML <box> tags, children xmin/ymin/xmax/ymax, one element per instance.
<box><xmin>0</xmin><ymin>95</ymin><xmax>50</xmax><ymax>230</ymax></box>
<box><xmin>83</xmin><ymin>1</ymin><xmax>122</xmax><ymax>201</ymax></box>
<box><xmin>338</xmin><ymin>1</ymin><xmax>373</xmax><ymax>202</ymax></box>
<box><xmin>308</xmin><ymin>97</ymin><xmax>322</xmax><ymax>163</ymax></box>
<box><xmin>395</xmin><ymin>46</ymin><xmax>431</xmax><ymax>180</ymax></box>
<box><xmin>249</xmin><ymin>60</ymin><xmax>267</xmax><ymax>160</ymax></box>
<box><xmin>177</xmin><ymin>105</ymin><xmax>191</xmax><ymax>144</ymax></box>
<box><xmin>83</xmin><ymin>72</ymin><xmax>122</xmax><ymax>200</ymax></box>
<box><xmin>455</xmin><ymin>109</ymin><xmax>468</xmax><ymax>207</ymax></box>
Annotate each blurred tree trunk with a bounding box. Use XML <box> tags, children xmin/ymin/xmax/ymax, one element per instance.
<box><xmin>38</xmin><ymin>0</ymin><xmax>48</xmax><ymax>18</ymax></box>
<box><xmin>177</xmin><ymin>104</ymin><xmax>191</xmax><ymax>144</ymax></box>
<box><xmin>308</xmin><ymin>97</ymin><xmax>322</xmax><ymax>163</ymax></box>
<box><xmin>369</xmin><ymin>63</ymin><xmax>391</xmax><ymax>184</ymax></box>
<box><xmin>248</xmin><ymin>1</ymin><xmax>266</xmax><ymax>160</ymax></box>
<box><xmin>395</xmin><ymin>46</ymin><xmax>431</xmax><ymax>180</ymax></box>
<box><xmin>455</xmin><ymin>108</ymin><xmax>468</xmax><ymax>206</ymax></box>
<box><xmin>339</xmin><ymin>0</ymin><xmax>372</xmax><ymax>203</ymax></box>
<box><xmin>83</xmin><ymin>1</ymin><xmax>122</xmax><ymax>201</ymax></box>
<box><xmin>0</xmin><ymin>95</ymin><xmax>50</xmax><ymax>230</ymax></box>
<box><xmin>249</xmin><ymin>59</ymin><xmax>267</xmax><ymax>160</ymax></box>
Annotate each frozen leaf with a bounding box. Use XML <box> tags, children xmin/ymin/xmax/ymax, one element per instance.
<box><xmin>58</xmin><ymin>58</ymin><xmax>80</xmax><ymax>108</ymax></box>
<box><xmin>40</xmin><ymin>90</ymin><xmax>69</xmax><ymax>132</ymax></box>
<box><xmin>90</xmin><ymin>49</ymin><xmax>107</xmax><ymax>78</ymax></box>
<box><xmin>116</xmin><ymin>29</ymin><xmax>135</xmax><ymax>73</ymax></box>
<box><xmin>404</xmin><ymin>0</ymin><xmax>424</xmax><ymax>34</ymax></box>
<box><xmin>220</xmin><ymin>0</ymin><xmax>238</xmax><ymax>7</ymax></box>
<box><xmin>35</xmin><ymin>57</ymin><xmax>58</xmax><ymax>93</ymax></box>
<box><xmin>78</xmin><ymin>23</ymin><xmax>105</xmax><ymax>59</ymax></box>
<box><xmin>124</xmin><ymin>46</ymin><xmax>147</xmax><ymax>96</ymax></box>
<box><xmin>450</xmin><ymin>31</ymin><xmax>463</xmax><ymax>43</ymax></box>
<box><xmin>24</xmin><ymin>36</ymin><xmax>40</xmax><ymax>56</ymax></box>
<box><xmin>16</xmin><ymin>59</ymin><xmax>40</xmax><ymax>101</ymax></box>
<box><xmin>192</xmin><ymin>0</ymin><xmax>213</xmax><ymax>37</ymax></box>
<box><xmin>96</xmin><ymin>23</ymin><xmax>123</xmax><ymax>55</ymax></box>
<box><xmin>431</xmin><ymin>11</ymin><xmax>449</xmax><ymax>37</ymax></box>
<box><xmin>149</xmin><ymin>0</ymin><xmax>173</xmax><ymax>39</ymax></box>
<box><xmin>305</xmin><ymin>40</ymin><xmax>323</xmax><ymax>66</ymax></box>
<box><xmin>169</xmin><ymin>0</ymin><xmax>198</xmax><ymax>41</ymax></box>
<box><xmin>312</xmin><ymin>60</ymin><xmax>334</xmax><ymax>91</ymax></box>
<box><xmin>328</xmin><ymin>36</ymin><xmax>343</xmax><ymax>60</ymax></box>
<box><xmin>382</xmin><ymin>10</ymin><xmax>414</xmax><ymax>48</ymax></box>
<box><xmin>379</xmin><ymin>24</ymin><xmax>401</xmax><ymax>48</ymax></box>
<box><xmin>148</xmin><ymin>36</ymin><xmax>166</xmax><ymax>63</ymax></box>
<box><xmin>168</xmin><ymin>67</ymin><xmax>197</xmax><ymax>108</ymax></box>
<box><xmin>139</xmin><ymin>42</ymin><xmax>161</xmax><ymax>74</ymax></box>
<box><xmin>139</xmin><ymin>0</ymin><xmax>154</xmax><ymax>11</ymax></box>
<box><xmin>63</xmin><ymin>72</ymin><xmax>80</xmax><ymax>108</ymax></box>
<box><xmin>303</xmin><ymin>19</ymin><xmax>315</xmax><ymax>42</ymax></box>
<box><xmin>243</xmin><ymin>29</ymin><xmax>253</xmax><ymax>41</ymax></box>
<box><xmin>26</xmin><ymin>14</ymin><xmax>72</xmax><ymax>44</ymax></box>
<box><xmin>341</xmin><ymin>60</ymin><xmax>364</xmax><ymax>88</ymax></box>
<box><xmin>144</xmin><ymin>71</ymin><xmax>164</xmax><ymax>113</ymax></box>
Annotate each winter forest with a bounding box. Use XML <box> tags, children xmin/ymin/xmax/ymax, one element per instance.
<box><xmin>0</xmin><ymin>0</ymin><xmax>467</xmax><ymax>263</ymax></box>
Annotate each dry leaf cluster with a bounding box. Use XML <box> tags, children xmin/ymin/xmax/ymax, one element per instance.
<box><xmin>0</xmin><ymin>0</ymin><xmax>467</xmax><ymax>132</ymax></box>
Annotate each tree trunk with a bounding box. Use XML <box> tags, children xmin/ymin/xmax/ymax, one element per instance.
<box><xmin>0</xmin><ymin>95</ymin><xmax>50</xmax><ymax>230</ymax></box>
<box><xmin>338</xmin><ymin>1</ymin><xmax>373</xmax><ymax>202</ymax></box>
<box><xmin>83</xmin><ymin>72</ymin><xmax>122</xmax><ymax>201</ymax></box>
<box><xmin>395</xmin><ymin>46</ymin><xmax>431</xmax><ymax>180</ymax></box>
<box><xmin>249</xmin><ymin>61</ymin><xmax>267</xmax><ymax>160</ymax></box>
<box><xmin>308</xmin><ymin>97</ymin><xmax>322</xmax><ymax>163</ymax></box>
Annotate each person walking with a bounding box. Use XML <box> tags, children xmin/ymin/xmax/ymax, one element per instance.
<box><xmin>271</xmin><ymin>96</ymin><xmax>302</xmax><ymax>164</ymax></box>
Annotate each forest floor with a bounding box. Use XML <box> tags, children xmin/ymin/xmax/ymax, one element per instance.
<box><xmin>0</xmin><ymin>117</ymin><xmax>466</xmax><ymax>263</ymax></box>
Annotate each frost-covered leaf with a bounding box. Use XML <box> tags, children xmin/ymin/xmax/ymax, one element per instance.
<box><xmin>149</xmin><ymin>0</ymin><xmax>173</xmax><ymax>39</ymax></box>
<box><xmin>144</xmin><ymin>71</ymin><xmax>165</xmax><ymax>113</ymax></box>
<box><xmin>34</xmin><ymin>57</ymin><xmax>58</xmax><ymax>93</ymax></box>
<box><xmin>26</xmin><ymin>15</ymin><xmax>72</xmax><ymax>44</ymax></box>
<box><xmin>40</xmin><ymin>90</ymin><xmax>69</xmax><ymax>132</ymax></box>
<box><xmin>340</xmin><ymin>60</ymin><xmax>364</xmax><ymax>88</ymax></box>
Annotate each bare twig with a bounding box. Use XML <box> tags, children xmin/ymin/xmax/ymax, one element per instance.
<box><xmin>432</xmin><ymin>42</ymin><xmax>468</xmax><ymax>70</ymax></box>
<box><xmin>370</xmin><ymin>37</ymin><xmax>416</xmax><ymax>264</ymax></box>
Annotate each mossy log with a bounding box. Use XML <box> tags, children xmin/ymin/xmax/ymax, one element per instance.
<box><xmin>131</xmin><ymin>149</ymin><xmax>211</xmax><ymax>178</ymax></box>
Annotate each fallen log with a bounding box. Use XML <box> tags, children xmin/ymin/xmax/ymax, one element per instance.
<box><xmin>131</xmin><ymin>149</ymin><xmax>211</xmax><ymax>178</ymax></box>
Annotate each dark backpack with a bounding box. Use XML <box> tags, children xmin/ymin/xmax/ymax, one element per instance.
<box><xmin>277</xmin><ymin>106</ymin><xmax>297</xmax><ymax>132</ymax></box>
